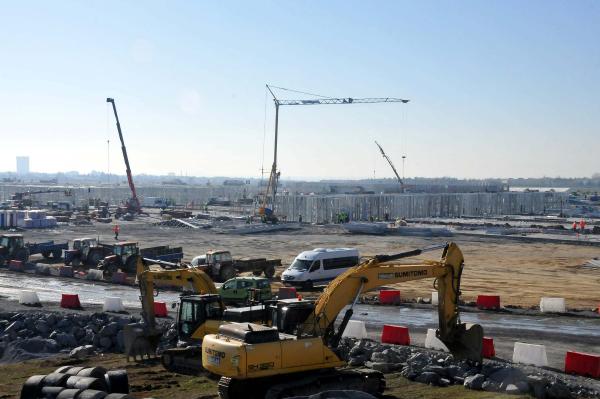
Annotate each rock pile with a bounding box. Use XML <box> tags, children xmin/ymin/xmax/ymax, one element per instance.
<box><xmin>339</xmin><ymin>338</ymin><xmax>600</xmax><ymax>399</ymax></box>
<box><xmin>0</xmin><ymin>311</ymin><xmax>142</xmax><ymax>363</ymax></box>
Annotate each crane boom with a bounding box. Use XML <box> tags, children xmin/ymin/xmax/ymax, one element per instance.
<box><xmin>106</xmin><ymin>98</ymin><xmax>141</xmax><ymax>213</ymax></box>
<box><xmin>375</xmin><ymin>140</ymin><xmax>404</xmax><ymax>186</ymax></box>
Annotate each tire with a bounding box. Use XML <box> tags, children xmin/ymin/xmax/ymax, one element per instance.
<box><xmin>161</xmin><ymin>352</ymin><xmax>174</xmax><ymax>370</ymax></box>
<box><xmin>104</xmin><ymin>394</ymin><xmax>133</xmax><ymax>399</ymax></box>
<box><xmin>42</xmin><ymin>251</ymin><xmax>52</xmax><ymax>259</ymax></box>
<box><xmin>41</xmin><ymin>386</ymin><xmax>65</xmax><ymax>399</ymax></box>
<box><xmin>77</xmin><ymin>367</ymin><xmax>107</xmax><ymax>379</ymax></box>
<box><xmin>43</xmin><ymin>373</ymin><xmax>70</xmax><ymax>387</ymax></box>
<box><xmin>56</xmin><ymin>389</ymin><xmax>83</xmax><ymax>399</ymax></box>
<box><xmin>15</xmin><ymin>248</ymin><xmax>30</xmax><ymax>263</ymax></box>
<box><xmin>124</xmin><ymin>257</ymin><xmax>136</xmax><ymax>274</ymax></box>
<box><xmin>252</xmin><ymin>270</ymin><xmax>262</xmax><ymax>276</ymax></box>
<box><xmin>71</xmin><ymin>257</ymin><xmax>81</xmax><ymax>267</ymax></box>
<box><xmin>53</xmin><ymin>249</ymin><xmax>63</xmax><ymax>259</ymax></box>
<box><xmin>0</xmin><ymin>254</ymin><xmax>6</xmax><ymax>266</ymax></box>
<box><xmin>87</xmin><ymin>250</ymin><xmax>103</xmax><ymax>267</ymax></box>
<box><xmin>264</xmin><ymin>265</ymin><xmax>276</xmax><ymax>278</ymax></box>
<box><xmin>303</xmin><ymin>280</ymin><xmax>313</xmax><ymax>290</ymax></box>
<box><xmin>65</xmin><ymin>367</ymin><xmax>86</xmax><ymax>376</ymax></box>
<box><xmin>106</xmin><ymin>370</ymin><xmax>129</xmax><ymax>394</ymax></box>
<box><xmin>219</xmin><ymin>265</ymin><xmax>236</xmax><ymax>282</ymax></box>
<box><xmin>20</xmin><ymin>375</ymin><xmax>46</xmax><ymax>399</ymax></box>
<box><xmin>55</xmin><ymin>366</ymin><xmax>74</xmax><ymax>374</ymax></box>
<box><xmin>77</xmin><ymin>390</ymin><xmax>108</xmax><ymax>399</ymax></box>
<box><xmin>67</xmin><ymin>376</ymin><xmax>108</xmax><ymax>391</ymax></box>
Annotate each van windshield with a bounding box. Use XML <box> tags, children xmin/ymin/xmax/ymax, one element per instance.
<box><xmin>290</xmin><ymin>259</ymin><xmax>312</xmax><ymax>271</ymax></box>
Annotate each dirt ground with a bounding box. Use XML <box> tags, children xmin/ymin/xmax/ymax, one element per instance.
<box><xmin>22</xmin><ymin>219</ymin><xmax>600</xmax><ymax>308</ymax></box>
<box><xmin>0</xmin><ymin>354</ymin><xmax>527</xmax><ymax>399</ymax></box>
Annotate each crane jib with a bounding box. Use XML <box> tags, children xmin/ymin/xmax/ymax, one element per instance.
<box><xmin>378</xmin><ymin>269</ymin><xmax>429</xmax><ymax>279</ymax></box>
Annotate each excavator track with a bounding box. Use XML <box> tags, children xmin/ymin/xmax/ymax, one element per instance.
<box><xmin>161</xmin><ymin>347</ymin><xmax>204</xmax><ymax>375</ymax></box>
<box><xmin>217</xmin><ymin>369</ymin><xmax>385</xmax><ymax>399</ymax></box>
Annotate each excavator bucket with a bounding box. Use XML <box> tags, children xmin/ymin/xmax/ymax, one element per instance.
<box><xmin>441</xmin><ymin>323</ymin><xmax>484</xmax><ymax>363</ymax></box>
<box><xmin>123</xmin><ymin>323</ymin><xmax>162</xmax><ymax>361</ymax></box>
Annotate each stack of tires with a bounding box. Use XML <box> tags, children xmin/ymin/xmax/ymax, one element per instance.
<box><xmin>20</xmin><ymin>366</ymin><xmax>130</xmax><ymax>399</ymax></box>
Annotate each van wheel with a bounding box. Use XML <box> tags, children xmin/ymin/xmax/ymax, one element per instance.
<box><xmin>303</xmin><ymin>281</ymin><xmax>313</xmax><ymax>290</ymax></box>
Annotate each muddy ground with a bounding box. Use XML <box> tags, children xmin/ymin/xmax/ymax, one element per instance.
<box><xmin>20</xmin><ymin>218</ymin><xmax>600</xmax><ymax>308</ymax></box>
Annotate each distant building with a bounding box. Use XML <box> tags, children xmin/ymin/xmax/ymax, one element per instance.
<box><xmin>16</xmin><ymin>156</ymin><xmax>29</xmax><ymax>175</ymax></box>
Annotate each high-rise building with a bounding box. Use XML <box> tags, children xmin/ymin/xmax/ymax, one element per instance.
<box><xmin>16</xmin><ymin>156</ymin><xmax>30</xmax><ymax>175</ymax></box>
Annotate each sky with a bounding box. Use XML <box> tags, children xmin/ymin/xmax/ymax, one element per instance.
<box><xmin>0</xmin><ymin>1</ymin><xmax>598</xmax><ymax>180</ymax></box>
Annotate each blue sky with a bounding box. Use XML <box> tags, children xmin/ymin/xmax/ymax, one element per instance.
<box><xmin>0</xmin><ymin>1</ymin><xmax>598</xmax><ymax>179</ymax></box>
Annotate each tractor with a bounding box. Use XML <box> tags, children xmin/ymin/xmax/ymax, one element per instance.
<box><xmin>0</xmin><ymin>234</ymin><xmax>30</xmax><ymax>265</ymax></box>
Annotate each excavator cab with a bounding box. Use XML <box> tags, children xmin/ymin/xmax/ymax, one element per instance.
<box><xmin>270</xmin><ymin>300</ymin><xmax>315</xmax><ymax>336</ymax></box>
<box><xmin>177</xmin><ymin>295</ymin><xmax>224</xmax><ymax>341</ymax></box>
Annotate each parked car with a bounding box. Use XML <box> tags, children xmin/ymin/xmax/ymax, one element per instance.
<box><xmin>218</xmin><ymin>276</ymin><xmax>273</xmax><ymax>304</ymax></box>
<box><xmin>281</xmin><ymin>248</ymin><xmax>360</xmax><ymax>289</ymax></box>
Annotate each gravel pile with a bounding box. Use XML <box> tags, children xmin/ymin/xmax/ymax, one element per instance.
<box><xmin>0</xmin><ymin>311</ymin><xmax>166</xmax><ymax>363</ymax></box>
<box><xmin>339</xmin><ymin>338</ymin><xmax>600</xmax><ymax>399</ymax></box>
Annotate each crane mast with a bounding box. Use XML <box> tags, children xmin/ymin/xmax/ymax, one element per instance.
<box><xmin>106</xmin><ymin>98</ymin><xmax>142</xmax><ymax>214</ymax></box>
<box><xmin>375</xmin><ymin>140</ymin><xmax>404</xmax><ymax>190</ymax></box>
<box><xmin>260</xmin><ymin>85</ymin><xmax>409</xmax><ymax>222</ymax></box>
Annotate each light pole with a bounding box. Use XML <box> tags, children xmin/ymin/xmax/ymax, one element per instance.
<box><xmin>401</xmin><ymin>155</ymin><xmax>406</xmax><ymax>180</ymax></box>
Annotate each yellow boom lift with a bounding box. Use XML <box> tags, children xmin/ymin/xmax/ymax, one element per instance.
<box><xmin>202</xmin><ymin>242</ymin><xmax>484</xmax><ymax>398</ymax></box>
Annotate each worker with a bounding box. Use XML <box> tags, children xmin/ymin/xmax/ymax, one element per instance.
<box><xmin>572</xmin><ymin>221</ymin><xmax>578</xmax><ymax>232</ymax></box>
<box><xmin>113</xmin><ymin>224</ymin><xmax>120</xmax><ymax>240</ymax></box>
<box><xmin>298</xmin><ymin>214</ymin><xmax>302</xmax><ymax>224</ymax></box>
<box><xmin>580</xmin><ymin>219</ymin><xmax>586</xmax><ymax>232</ymax></box>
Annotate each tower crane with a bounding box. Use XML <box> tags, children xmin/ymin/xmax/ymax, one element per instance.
<box><xmin>106</xmin><ymin>98</ymin><xmax>142</xmax><ymax>215</ymax></box>
<box><xmin>375</xmin><ymin>140</ymin><xmax>405</xmax><ymax>191</ymax></box>
<box><xmin>259</xmin><ymin>85</ymin><xmax>409</xmax><ymax>222</ymax></box>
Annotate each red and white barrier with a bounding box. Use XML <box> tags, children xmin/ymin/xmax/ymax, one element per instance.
<box><xmin>111</xmin><ymin>272</ymin><xmax>127</xmax><ymax>284</ymax></box>
<box><xmin>60</xmin><ymin>294</ymin><xmax>82</xmax><ymax>309</ymax></box>
<box><xmin>381</xmin><ymin>325</ymin><xmax>410</xmax><ymax>345</ymax></box>
<box><xmin>565</xmin><ymin>351</ymin><xmax>600</xmax><ymax>378</ymax></box>
<box><xmin>482</xmin><ymin>337</ymin><xmax>495</xmax><ymax>358</ymax></box>
<box><xmin>154</xmin><ymin>301</ymin><xmax>168</xmax><ymax>317</ymax></box>
<box><xmin>424</xmin><ymin>328</ymin><xmax>449</xmax><ymax>352</ymax></box>
<box><xmin>19</xmin><ymin>290</ymin><xmax>40</xmax><ymax>306</ymax></box>
<box><xmin>513</xmin><ymin>342</ymin><xmax>548</xmax><ymax>367</ymax></box>
<box><xmin>59</xmin><ymin>266</ymin><xmax>74</xmax><ymax>278</ymax></box>
<box><xmin>379</xmin><ymin>290</ymin><xmax>401</xmax><ymax>305</ymax></box>
<box><xmin>342</xmin><ymin>320</ymin><xmax>368</xmax><ymax>339</ymax></box>
<box><xmin>540</xmin><ymin>297</ymin><xmax>566</xmax><ymax>313</ymax></box>
<box><xmin>278</xmin><ymin>287</ymin><xmax>297</xmax><ymax>300</ymax></box>
<box><xmin>476</xmin><ymin>295</ymin><xmax>500</xmax><ymax>310</ymax></box>
<box><xmin>9</xmin><ymin>260</ymin><xmax>24</xmax><ymax>272</ymax></box>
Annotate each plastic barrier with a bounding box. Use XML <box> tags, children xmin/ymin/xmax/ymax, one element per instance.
<box><xmin>476</xmin><ymin>295</ymin><xmax>500</xmax><ymax>310</ymax></box>
<box><xmin>19</xmin><ymin>290</ymin><xmax>41</xmax><ymax>305</ymax></box>
<box><xmin>482</xmin><ymin>337</ymin><xmax>495</xmax><ymax>358</ymax></box>
<box><xmin>8</xmin><ymin>260</ymin><xmax>24</xmax><ymax>272</ymax></box>
<box><xmin>431</xmin><ymin>291</ymin><xmax>439</xmax><ymax>306</ymax></box>
<box><xmin>59</xmin><ymin>266</ymin><xmax>74</xmax><ymax>278</ymax></box>
<box><xmin>381</xmin><ymin>325</ymin><xmax>410</xmax><ymax>345</ymax></box>
<box><xmin>111</xmin><ymin>272</ymin><xmax>127</xmax><ymax>284</ymax></box>
<box><xmin>565</xmin><ymin>351</ymin><xmax>600</xmax><ymax>378</ymax></box>
<box><xmin>60</xmin><ymin>294</ymin><xmax>82</xmax><ymax>309</ymax></box>
<box><xmin>513</xmin><ymin>342</ymin><xmax>548</xmax><ymax>367</ymax></box>
<box><xmin>342</xmin><ymin>320</ymin><xmax>368</xmax><ymax>339</ymax></box>
<box><xmin>424</xmin><ymin>328</ymin><xmax>449</xmax><ymax>352</ymax></box>
<box><xmin>154</xmin><ymin>301</ymin><xmax>168</xmax><ymax>317</ymax></box>
<box><xmin>85</xmin><ymin>269</ymin><xmax>104</xmax><ymax>281</ymax></box>
<box><xmin>103</xmin><ymin>297</ymin><xmax>125</xmax><ymax>313</ymax></box>
<box><xmin>539</xmin><ymin>297</ymin><xmax>566</xmax><ymax>313</ymax></box>
<box><xmin>379</xmin><ymin>290</ymin><xmax>401</xmax><ymax>305</ymax></box>
<box><xmin>278</xmin><ymin>287</ymin><xmax>297</xmax><ymax>300</ymax></box>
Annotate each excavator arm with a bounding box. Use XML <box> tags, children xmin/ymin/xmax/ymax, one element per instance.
<box><xmin>303</xmin><ymin>242</ymin><xmax>483</xmax><ymax>362</ymax></box>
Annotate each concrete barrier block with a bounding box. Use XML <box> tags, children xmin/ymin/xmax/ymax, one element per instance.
<box><xmin>540</xmin><ymin>297</ymin><xmax>566</xmax><ymax>313</ymax></box>
<box><xmin>59</xmin><ymin>266</ymin><xmax>74</xmax><ymax>278</ymax></box>
<box><xmin>431</xmin><ymin>291</ymin><xmax>438</xmax><ymax>306</ymax></box>
<box><xmin>19</xmin><ymin>290</ymin><xmax>40</xmax><ymax>305</ymax></box>
<box><xmin>111</xmin><ymin>272</ymin><xmax>127</xmax><ymax>284</ymax></box>
<box><xmin>85</xmin><ymin>269</ymin><xmax>104</xmax><ymax>281</ymax></box>
<box><xmin>513</xmin><ymin>342</ymin><xmax>548</xmax><ymax>367</ymax></box>
<box><xmin>424</xmin><ymin>328</ymin><xmax>449</xmax><ymax>352</ymax></box>
<box><xmin>35</xmin><ymin>264</ymin><xmax>50</xmax><ymax>275</ymax></box>
<box><xmin>342</xmin><ymin>320</ymin><xmax>368</xmax><ymax>339</ymax></box>
<box><xmin>103</xmin><ymin>297</ymin><xmax>125</xmax><ymax>313</ymax></box>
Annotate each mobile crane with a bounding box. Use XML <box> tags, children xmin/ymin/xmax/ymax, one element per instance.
<box><xmin>202</xmin><ymin>242</ymin><xmax>484</xmax><ymax>399</ymax></box>
<box><xmin>106</xmin><ymin>98</ymin><xmax>142</xmax><ymax>215</ymax></box>
<box><xmin>375</xmin><ymin>140</ymin><xmax>405</xmax><ymax>192</ymax></box>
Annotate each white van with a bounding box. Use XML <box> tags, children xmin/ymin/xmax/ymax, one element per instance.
<box><xmin>281</xmin><ymin>248</ymin><xmax>360</xmax><ymax>288</ymax></box>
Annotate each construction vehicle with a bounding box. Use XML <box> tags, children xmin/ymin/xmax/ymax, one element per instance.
<box><xmin>258</xmin><ymin>85</ymin><xmax>410</xmax><ymax>223</ymax></box>
<box><xmin>27</xmin><ymin>240</ymin><xmax>68</xmax><ymax>260</ymax></box>
<box><xmin>10</xmin><ymin>189</ymin><xmax>72</xmax><ymax>209</ymax></box>
<box><xmin>202</xmin><ymin>242</ymin><xmax>484</xmax><ymax>399</ymax></box>
<box><xmin>191</xmin><ymin>250</ymin><xmax>281</xmax><ymax>282</ymax></box>
<box><xmin>125</xmin><ymin>258</ymin><xmax>274</xmax><ymax>373</ymax></box>
<box><xmin>106</xmin><ymin>98</ymin><xmax>142</xmax><ymax>216</ymax></box>
<box><xmin>64</xmin><ymin>238</ymin><xmax>112</xmax><ymax>267</ymax></box>
<box><xmin>375</xmin><ymin>140</ymin><xmax>405</xmax><ymax>192</ymax></box>
<box><xmin>98</xmin><ymin>242</ymin><xmax>183</xmax><ymax>274</ymax></box>
<box><xmin>0</xmin><ymin>234</ymin><xmax>30</xmax><ymax>265</ymax></box>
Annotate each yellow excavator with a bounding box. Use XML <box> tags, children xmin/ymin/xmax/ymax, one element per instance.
<box><xmin>202</xmin><ymin>242</ymin><xmax>484</xmax><ymax>398</ymax></box>
<box><xmin>124</xmin><ymin>256</ymin><xmax>225</xmax><ymax>373</ymax></box>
